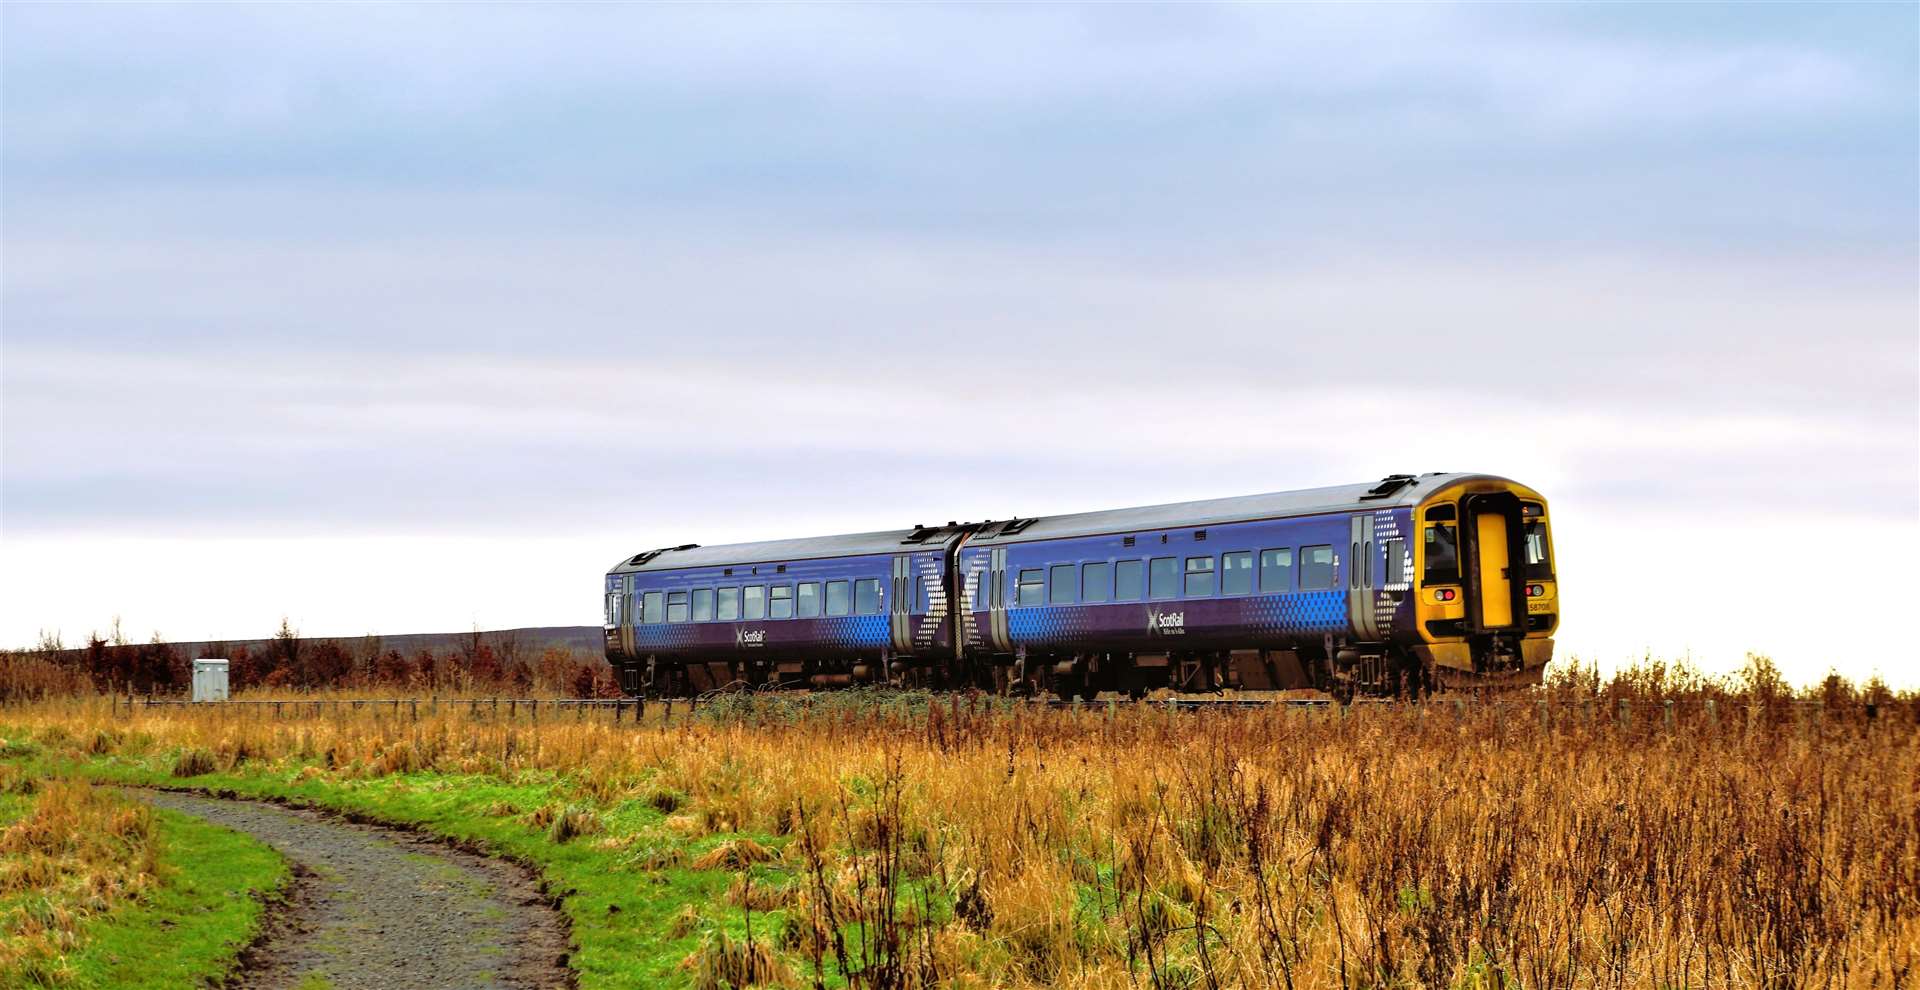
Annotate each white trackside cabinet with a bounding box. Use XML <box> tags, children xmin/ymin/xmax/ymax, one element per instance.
<box><xmin>191</xmin><ymin>658</ymin><xmax>229</xmax><ymax>702</ymax></box>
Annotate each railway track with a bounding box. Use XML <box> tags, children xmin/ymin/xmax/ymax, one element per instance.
<box><xmin>113</xmin><ymin>693</ymin><xmax>1901</xmax><ymax>724</ymax></box>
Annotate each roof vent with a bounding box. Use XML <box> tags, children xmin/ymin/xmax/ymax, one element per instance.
<box><xmin>1360</xmin><ymin>474</ymin><xmax>1418</xmax><ymax>500</ymax></box>
<box><xmin>1000</xmin><ymin>517</ymin><xmax>1039</xmax><ymax>536</ymax></box>
<box><xmin>627</xmin><ymin>543</ymin><xmax>701</xmax><ymax>567</ymax></box>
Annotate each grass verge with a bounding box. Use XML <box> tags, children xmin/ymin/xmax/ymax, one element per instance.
<box><xmin>4</xmin><ymin>740</ymin><xmax>784</xmax><ymax>990</ymax></box>
<box><xmin>61</xmin><ymin>806</ymin><xmax>287</xmax><ymax>989</ymax></box>
<box><xmin>0</xmin><ymin>750</ymin><xmax>287</xmax><ymax>989</ymax></box>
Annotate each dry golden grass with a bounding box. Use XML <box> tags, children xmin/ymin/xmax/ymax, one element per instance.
<box><xmin>0</xmin><ymin>777</ymin><xmax>163</xmax><ymax>982</ymax></box>
<box><xmin>3</xmin><ymin>684</ymin><xmax>1916</xmax><ymax>989</ymax></box>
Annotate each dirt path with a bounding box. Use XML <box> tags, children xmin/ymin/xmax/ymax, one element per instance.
<box><xmin>133</xmin><ymin>790</ymin><xmax>572</xmax><ymax>990</ymax></box>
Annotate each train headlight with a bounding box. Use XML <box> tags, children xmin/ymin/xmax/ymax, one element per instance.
<box><xmin>1436</xmin><ymin>588</ymin><xmax>1456</xmax><ymax>602</ymax></box>
<box><xmin>1525</xmin><ymin>584</ymin><xmax>1544</xmax><ymax>597</ymax></box>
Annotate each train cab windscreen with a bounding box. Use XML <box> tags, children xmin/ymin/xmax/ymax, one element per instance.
<box><xmin>1524</xmin><ymin>520</ymin><xmax>1552</xmax><ymax>579</ymax></box>
<box><xmin>1424</xmin><ymin>521</ymin><xmax>1459</xmax><ymax>583</ymax></box>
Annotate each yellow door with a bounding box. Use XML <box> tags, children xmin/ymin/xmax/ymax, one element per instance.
<box><xmin>1477</xmin><ymin>512</ymin><xmax>1513</xmax><ymax>627</ymax></box>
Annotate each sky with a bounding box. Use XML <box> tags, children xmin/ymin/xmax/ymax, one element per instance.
<box><xmin>2</xmin><ymin>3</ymin><xmax>1915</xmax><ymax>686</ymax></box>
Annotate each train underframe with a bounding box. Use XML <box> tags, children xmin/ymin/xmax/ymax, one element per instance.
<box><xmin>623</xmin><ymin>634</ymin><xmax>1539</xmax><ymax>701</ymax></box>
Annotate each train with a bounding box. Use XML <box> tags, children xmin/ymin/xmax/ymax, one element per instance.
<box><xmin>602</xmin><ymin>473</ymin><xmax>1557</xmax><ymax>699</ymax></box>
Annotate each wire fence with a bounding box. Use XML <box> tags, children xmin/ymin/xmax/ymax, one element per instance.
<box><xmin>108</xmin><ymin>692</ymin><xmax>1917</xmax><ymax>733</ymax></box>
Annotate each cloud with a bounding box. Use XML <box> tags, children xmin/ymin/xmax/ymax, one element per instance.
<box><xmin>2</xmin><ymin>3</ymin><xmax>1915</xmax><ymax>685</ymax></box>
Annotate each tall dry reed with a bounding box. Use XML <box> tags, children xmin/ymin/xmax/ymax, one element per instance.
<box><xmin>4</xmin><ymin>683</ymin><xmax>1915</xmax><ymax>989</ymax></box>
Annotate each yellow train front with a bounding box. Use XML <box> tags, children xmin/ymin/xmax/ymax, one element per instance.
<box><xmin>1401</xmin><ymin>474</ymin><xmax>1558</xmax><ymax>691</ymax></box>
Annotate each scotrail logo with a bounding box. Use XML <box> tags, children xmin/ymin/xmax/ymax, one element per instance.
<box><xmin>1146</xmin><ymin>610</ymin><xmax>1185</xmax><ymax>636</ymax></box>
<box><xmin>736</xmin><ymin>629</ymin><xmax>767</xmax><ymax>648</ymax></box>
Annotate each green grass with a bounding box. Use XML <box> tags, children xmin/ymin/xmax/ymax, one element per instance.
<box><xmin>7</xmin><ymin>746</ymin><xmax>793</xmax><ymax>990</ymax></box>
<box><xmin>0</xmin><ymin>774</ymin><xmax>287</xmax><ymax>989</ymax></box>
<box><xmin>62</xmin><ymin>806</ymin><xmax>288</xmax><ymax>989</ymax></box>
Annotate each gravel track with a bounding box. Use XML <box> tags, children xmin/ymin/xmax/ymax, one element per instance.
<box><xmin>133</xmin><ymin>790</ymin><xmax>573</xmax><ymax>990</ymax></box>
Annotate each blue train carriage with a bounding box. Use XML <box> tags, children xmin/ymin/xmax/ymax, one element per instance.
<box><xmin>958</xmin><ymin>473</ymin><xmax>1557</xmax><ymax>699</ymax></box>
<box><xmin>603</xmin><ymin>525</ymin><xmax>964</xmax><ymax>696</ymax></box>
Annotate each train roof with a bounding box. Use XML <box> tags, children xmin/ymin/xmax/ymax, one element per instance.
<box><xmin>968</xmin><ymin>472</ymin><xmax>1505</xmax><ymax>546</ymax></box>
<box><xmin>609</xmin><ymin>528</ymin><xmax>946</xmax><ymax>575</ymax></box>
<box><xmin>608</xmin><ymin>473</ymin><xmax>1513</xmax><ymax>574</ymax></box>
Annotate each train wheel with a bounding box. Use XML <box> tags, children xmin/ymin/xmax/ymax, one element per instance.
<box><xmin>1078</xmin><ymin>681</ymin><xmax>1100</xmax><ymax>703</ymax></box>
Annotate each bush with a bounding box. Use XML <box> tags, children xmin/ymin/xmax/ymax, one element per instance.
<box><xmin>546</xmin><ymin>805</ymin><xmax>601</xmax><ymax>844</ymax></box>
<box><xmin>171</xmin><ymin>748</ymin><xmax>216</xmax><ymax>778</ymax></box>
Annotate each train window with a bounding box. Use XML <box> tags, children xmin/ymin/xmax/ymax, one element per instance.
<box><xmin>1048</xmin><ymin>563</ymin><xmax>1077</xmax><ymax>604</ymax></box>
<box><xmin>854</xmin><ymin>578</ymin><xmax>882</xmax><ymax>615</ymax></box>
<box><xmin>1301</xmin><ymin>545</ymin><xmax>1336</xmax><ymax>591</ymax></box>
<box><xmin>797</xmin><ymin>582</ymin><xmax>821</xmax><ymax>618</ymax></box>
<box><xmin>1365</xmin><ymin>541</ymin><xmax>1373</xmax><ymax>588</ymax></box>
<box><xmin>1524</xmin><ymin>521</ymin><xmax>1553</xmax><ymax>579</ymax></box>
<box><xmin>1184</xmin><ymin>556</ymin><xmax>1215</xmax><ymax>597</ymax></box>
<box><xmin>716</xmin><ymin>587</ymin><xmax>741</xmax><ymax>621</ymax></box>
<box><xmin>743</xmin><ymin>585</ymin><xmax>765</xmax><ymax>620</ymax></box>
<box><xmin>1260</xmin><ymin>549</ymin><xmax>1293</xmax><ymax>592</ymax></box>
<box><xmin>692</xmin><ymin>588</ymin><xmax>714</xmax><ymax>622</ymax></box>
<box><xmin>1221</xmin><ymin>551</ymin><xmax>1253</xmax><ymax>595</ymax></box>
<box><xmin>1082</xmin><ymin>562</ymin><xmax>1111</xmax><ymax>603</ymax></box>
<box><xmin>916</xmin><ymin>576</ymin><xmax>928</xmax><ymax>612</ymax></box>
<box><xmin>1424</xmin><ymin>526</ymin><xmax>1459</xmax><ymax>583</ymax></box>
<box><xmin>666</xmin><ymin>590</ymin><xmax>690</xmax><ymax>623</ymax></box>
<box><xmin>1385</xmin><ymin>540</ymin><xmax>1406</xmax><ymax>585</ymax></box>
<box><xmin>643</xmin><ymin>591</ymin><xmax>664</xmax><ymax>624</ymax></box>
<box><xmin>826</xmin><ymin>580</ymin><xmax>851</xmax><ymax>616</ymax></box>
<box><xmin>1114</xmin><ymin>560</ymin><xmax>1143</xmax><ymax>601</ymax></box>
<box><xmin>1017</xmin><ymin>569</ymin><xmax>1044</xmax><ymax>606</ymax></box>
<box><xmin>1350</xmin><ymin>543</ymin><xmax>1360</xmax><ymax>590</ymax></box>
<box><xmin>1425</xmin><ymin>504</ymin><xmax>1456</xmax><ymax>521</ymax></box>
<box><xmin>769</xmin><ymin>584</ymin><xmax>794</xmax><ymax>619</ymax></box>
<box><xmin>1149</xmin><ymin>557</ymin><xmax>1179</xmax><ymax>599</ymax></box>
<box><xmin>605</xmin><ymin>592</ymin><xmax>622</xmax><ymax>627</ymax></box>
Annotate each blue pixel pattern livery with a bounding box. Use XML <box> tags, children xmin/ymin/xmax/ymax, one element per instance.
<box><xmin>602</xmin><ymin>473</ymin><xmax>1559</xmax><ymax>697</ymax></box>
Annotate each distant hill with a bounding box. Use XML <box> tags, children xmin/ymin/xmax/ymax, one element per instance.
<box><xmin>157</xmin><ymin>625</ymin><xmax>603</xmax><ymax>660</ymax></box>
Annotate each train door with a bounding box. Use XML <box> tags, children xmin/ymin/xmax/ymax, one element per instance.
<box><xmin>1347</xmin><ymin>516</ymin><xmax>1380</xmax><ymax>640</ymax></box>
<box><xmin>604</xmin><ymin>578</ymin><xmax>631</xmax><ymax>660</ymax></box>
<box><xmin>621</xmin><ymin>584</ymin><xmax>636</xmax><ymax>660</ymax></box>
<box><xmin>988</xmin><ymin>547</ymin><xmax>1011</xmax><ymax>653</ymax></box>
<box><xmin>889</xmin><ymin>555</ymin><xmax>914</xmax><ymax>654</ymax></box>
<box><xmin>1463</xmin><ymin>493</ymin><xmax>1526</xmax><ymax>632</ymax></box>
